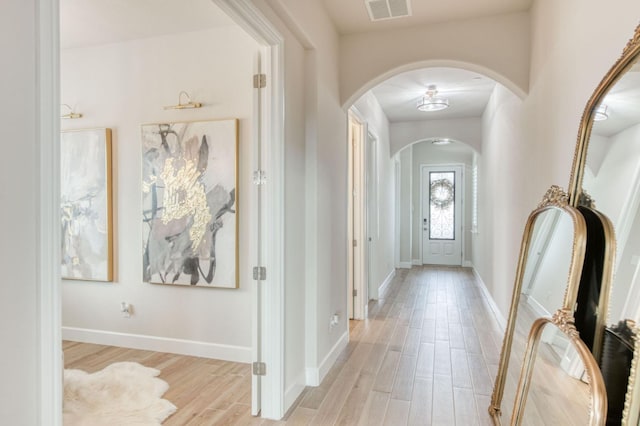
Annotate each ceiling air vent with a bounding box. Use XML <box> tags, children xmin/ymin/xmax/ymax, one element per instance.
<box><xmin>366</xmin><ymin>0</ymin><xmax>412</xmax><ymax>21</ymax></box>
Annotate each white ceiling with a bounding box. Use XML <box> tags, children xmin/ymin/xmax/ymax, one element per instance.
<box><xmin>60</xmin><ymin>0</ymin><xmax>234</xmax><ymax>49</ymax></box>
<box><xmin>593</xmin><ymin>67</ymin><xmax>640</xmax><ymax>138</ymax></box>
<box><xmin>322</xmin><ymin>0</ymin><xmax>532</xmax><ymax>35</ymax></box>
<box><xmin>60</xmin><ymin>1</ymin><xmax>502</xmax><ymax>124</ymax></box>
<box><xmin>370</xmin><ymin>67</ymin><xmax>496</xmax><ymax>122</ymax></box>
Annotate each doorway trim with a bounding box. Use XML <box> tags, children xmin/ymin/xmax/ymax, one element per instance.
<box><xmin>366</xmin><ymin>130</ymin><xmax>378</xmax><ymax>303</ymax></box>
<box><xmin>38</xmin><ymin>0</ymin><xmax>62</xmax><ymax>423</ymax></box>
<box><xmin>213</xmin><ymin>0</ymin><xmax>286</xmax><ymax>419</ymax></box>
<box><xmin>37</xmin><ymin>0</ymin><xmax>286</xmax><ymax>422</ymax></box>
<box><xmin>347</xmin><ymin>108</ymin><xmax>367</xmax><ymax>320</ymax></box>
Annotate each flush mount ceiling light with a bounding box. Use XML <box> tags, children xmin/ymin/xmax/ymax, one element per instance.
<box><xmin>417</xmin><ymin>85</ymin><xmax>449</xmax><ymax>112</ymax></box>
<box><xmin>431</xmin><ymin>138</ymin><xmax>452</xmax><ymax>145</ymax></box>
<box><xmin>594</xmin><ymin>104</ymin><xmax>609</xmax><ymax>121</ymax></box>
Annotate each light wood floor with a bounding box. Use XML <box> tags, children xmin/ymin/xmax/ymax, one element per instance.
<box><xmin>64</xmin><ymin>265</ymin><xmax>505</xmax><ymax>425</ymax></box>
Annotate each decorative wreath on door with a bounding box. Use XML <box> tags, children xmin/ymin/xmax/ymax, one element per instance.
<box><xmin>430</xmin><ymin>179</ymin><xmax>454</xmax><ymax>209</ymax></box>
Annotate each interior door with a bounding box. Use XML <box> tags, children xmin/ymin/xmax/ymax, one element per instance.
<box><xmin>421</xmin><ymin>165</ymin><xmax>463</xmax><ymax>266</ymax></box>
<box><xmin>348</xmin><ymin>113</ymin><xmax>365</xmax><ymax>320</ymax></box>
<box><xmin>365</xmin><ymin>131</ymin><xmax>377</xmax><ymax>302</ymax></box>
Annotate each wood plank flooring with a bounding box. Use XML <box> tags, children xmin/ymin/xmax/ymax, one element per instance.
<box><xmin>63</xmin><ymin>265</ymin><xmax>506</xmax><ymax>425</ymax></box>
<box><xmin>284</xmin><ymin>266</ymin><xmax>503</xmax><ymax>425</ymax></box>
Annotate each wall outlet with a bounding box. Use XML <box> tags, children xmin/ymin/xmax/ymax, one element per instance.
<box><xmin>329</xmin><ymin>312</ymin><xmax>340</xmax><ymax>330</ymax></box>
<box><xmin>120</xmin><ymin>302</ymin><xmax>132</xmax><ymax>318</ymax></box>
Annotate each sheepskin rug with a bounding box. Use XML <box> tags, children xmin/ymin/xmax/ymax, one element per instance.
<box><xmin>64</xmin><ymin>361</ymin><xmax>177</xmax><ymax>425</ymax></box>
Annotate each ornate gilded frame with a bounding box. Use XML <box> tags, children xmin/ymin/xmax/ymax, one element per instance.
<box><xmin>489</xmin><ymin>185</ymin><xmax>588</xmax><ymax>424</ymax></box>
<box><xmin>568</xmin><ymin>23</ymin><xmax>640</xmax><ymax>201</ymax></box>
<box><xmin>511</xmin><ymin>309</ymin><xmax>607</xmax><ymax>426</ymax></box>
<box><xmin>566</xmin><ymin>23</ymin><xmax>640</xmax><ymax>426</ymax></box>
<box><xmin>623</xmin><ymin>322</ymin><xmax>640</xmax><ymax>425</ymax></box>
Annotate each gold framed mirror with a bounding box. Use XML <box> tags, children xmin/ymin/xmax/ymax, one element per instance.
<box><xmin>511</xmin><ymin>309</ymin><xmax>607</xmax><ymax>426</ymax></box>
<box><xmin>489</xmin><ymin>186</ymin><xmax>587</xmax><ymax>424</ymax></box>
<box><xmin>568</xmin><ymin>23</ymin><xmax>640</xmax><ymax>425</ymax></box>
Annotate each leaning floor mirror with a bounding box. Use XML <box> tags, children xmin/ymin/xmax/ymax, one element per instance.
<box><xmin>511</xmin><ymin>311</ymin><xmax>607</xmax><ymax>426</ymax></box>
<box><xmin>489</xmin><ymin>186</ymin><xmax>587</xmax><ymax>424</ymax></box>
<box><xmin>569</xmin><ymin>23</ymin><xmax>640</xmax><ymax>426</ymax></box>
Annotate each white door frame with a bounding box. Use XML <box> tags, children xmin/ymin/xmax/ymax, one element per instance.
<box><xmin>394</xmin><ymin>156</ymin><xmax>401</xmax><ymax>269</ymax></box>
<box><xmin>347</xmin><ymin>109</ymin><xmax>367</xmax><ymax>320</ymax></box>
<box><xmin>37</xmin><ymin>0</ymin><xmax>287</xmax><ymax>422</ymax></box>
<box><xmin>213</xmin><ymin>0</ymin><xmax>285</xmax><ymax>419</ymax></box>
<box><xmin>37</xmin><ymin>0</ymin><xmax>63</xmax><ymax>423</ymax></box>
<box><xmin>366</xmin><ymin>130</ymin><xmax>378</xmax><ymax>302</ymax></box>
<box><xmin>419</xmin><ymin>163</ymin><xmax>465</xmax><ymax>266</ymax></box>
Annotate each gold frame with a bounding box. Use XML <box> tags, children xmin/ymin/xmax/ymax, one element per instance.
<box><xmin>141</xmin><ymin>118</ymin><xmax>239</xmax><ymax>289</ymax></box>
<box><xmin>566</xmin><ymin>23</ymin><xmax>640</xmax><ymax>425</ymax></box>
<box><xmin>60</xmin><ymin>128</ymin><xmax>113</xmax><ymax>282</ymax></box>
<box><xmin>489</xmin><ymin>185</ymin><xmax>587</xmax><ymax>424</ymax></box>
<box><xmin>568</xmin><ymin>23</ymin><xmax>640</xmax><ymax>201</ymax></box>
<box><xmin>511</xmin><ymin>309</ymin><xmax>607</xmax><ymax>426</ymax></box>
<box><xmin>623</xmin><ymin>322</ymin><xmax>640</xmax><ymax>426</ymax></box>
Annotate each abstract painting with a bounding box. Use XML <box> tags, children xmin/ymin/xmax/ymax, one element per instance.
<box><xmin>142</xmin><ymin>119</ymin><xmax>238</xmax><ymax>288</ymax></box>
<box><xmin>61</xmin><ymin>128</ymin><xmax>113</xmax><ymax>281</ymax></box>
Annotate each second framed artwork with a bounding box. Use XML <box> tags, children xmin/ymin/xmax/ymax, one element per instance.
<box><xmin>141</xmin><ymin>119</ymin><xmax>239</xmax><ymax>288</ymax></box>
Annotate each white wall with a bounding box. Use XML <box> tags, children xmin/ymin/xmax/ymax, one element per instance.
<box><xmin>584</xmin><ymin>124</ymin><xmax>640</xmax><ymax>228</ymax></box>
<box><xmin>340</xmin><ymin>12</ymin><xmax>531</xmax><ymax>107</ymax></box>
<box><xmin>584</xmin><ymin>123</ymin><xmax>640</xmax><ymax>320</ymax></box>
<box><xmin>260</xmin><ymin>0</ymin><xmax>349</xmax><ymax>394</ymax></box>
<box><xmin>0</xmin><ymin>1</ymin><xmax>40</xmax><ymax>423</ymax></box>
<box><xmin>526</xmin><ymin>0</ymin><xmax>640</xmax><ymax>199</ymax></box>
<box><xmin>391</xmin><ymin>117</ymin><xmax>483</xmax><ymax>156</ymax></box>
<box><xmin>410</xmin><ymin>142</ymin><xmax>474</xmax><ymax>264</ymax></box>
<box><xmin>60</xmin><ymin>27</ymin><xmax>259</xmax><ymax>362</ymax></box>
<box><xmin>353</xmin><ymin>92</ymin><xmax>395</xmax><ymax>298</ymax></box>
<box><xmin>474</xmin><ymin>84</ymin><xmax>527</xmax><ymax>317</ymax></box>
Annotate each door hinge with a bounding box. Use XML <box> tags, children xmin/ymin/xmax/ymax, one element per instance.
<box><xmin>353</xmin><ymin>289</ymin><xmax>358</xmax><ymax>297</ymax></box>
<box><xmin>353</xmin><ymin>239</ymin><xmax>357</xmax><ymax>247</ymax></box>
<box><xmin>252</xmin><ymin>362</ymin><xmax>267</xmax><ymax>376</ymax></box>
<box><xmin>253</xmin><ymin>73</ymin><xmax>266</xmax><ymax>89</ymax></box>
<box><xmin>253</xmin><ymin>266</ymin><xmax>266</xmax><ymax>280</ymax></box>
<box><xmin>252</xmin><ymin>170</ymin><xmax>266</xmax><ymax>185</ymax></box>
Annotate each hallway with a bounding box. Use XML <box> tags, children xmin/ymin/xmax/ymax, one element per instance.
<box><xmin>63</xmin><ymin>266</ymin><xmax>505</xmax><ymax>425</ymax></box>
<box><xmin>284</xmin><ymin>265</ymin><xmax>503</xmax><ymax>425</ymax></box>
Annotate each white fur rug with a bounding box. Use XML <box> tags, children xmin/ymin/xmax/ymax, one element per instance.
<box><xmin>64</xmin><ymin>361</ymin><xmax>177</xmax><ymax>426</ymax></box>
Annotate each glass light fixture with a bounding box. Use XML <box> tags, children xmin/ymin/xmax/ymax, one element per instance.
<box><xmin>417</xmin><ymin>85</ymin><xmax>449</xmax><ymax>112</ymax></box>
<box><xmin>594</xmin><ymin>104</ymin><xmax>609</xmax><ymax>121</ymax></box>
<box><xmin>431</xmin><ymin>138</ymin><xmax>451</xmax><ymax>145</ymax></box>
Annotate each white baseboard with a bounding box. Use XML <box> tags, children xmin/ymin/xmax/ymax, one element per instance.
<box><xmin>398</xmin><ymin>261</ymin><xmax>412</xmax><ymax>269</ymax></box>
<box><xmin>525</xmin><ymin>295</ymin><xmax>550</xmax><ymax>318</ymax></box>
<box><xmin>62</xmin><ymin>327</ymin><xmax>251</xmax><ymax>363</ymax></box>
<box><xmin>412</xmin><ymin>259</ymin><xmax>422</xmax><ymax>266</ymax></box>
<box><xmin>378</xmin><ymin>269</ymin><xmax>396</xmax><ymax>299</ymax></box>
<box><xmin>284</xmin><ymin>370</ymin><xmax>307</xmax><ymax>413</ymax></box>
<box><xmin>470</xmin><ymin>267</ymin><xmax>507</xmax><ymax>331</ymax></box>
<box><xmin>305</xmin><ymin>330</ymin><xmax>348</xmax><ymax>387</ymax></box>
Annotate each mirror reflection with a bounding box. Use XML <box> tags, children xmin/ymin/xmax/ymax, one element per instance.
<box><xmin>495</xmin><ymin>207</ymin><xmax>578</xmax><ymax>424</ymax></box>
<box><xmin>585</xmin><ymin>58</ymin><xmax>640</xmax><ymax>324</ymax></box>
<box><xmin>513</xmin><ymin>318</ymin><xmax>604</xmax><ymax>426</ymax></box>
<box><xmin>581</xmin><ymin>54</ymin><xmax>640</xmax><ymax>426</ymax></box>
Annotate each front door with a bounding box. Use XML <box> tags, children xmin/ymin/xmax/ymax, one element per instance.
<box><xmin>421</xmin><ymin>165</ymin><xmax>463</xmax><ymax>266</ymax></box>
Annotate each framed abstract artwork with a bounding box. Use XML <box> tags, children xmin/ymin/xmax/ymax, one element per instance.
<box><xmin>61</xmin><ymin>128</ymin><xmax>113</xmax><ymax>281</ymax></box>
<box><xmin>141</xmin><ymin>119</ymin><xmax>238</xmax><ymax>288</ymax></box>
